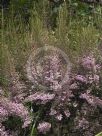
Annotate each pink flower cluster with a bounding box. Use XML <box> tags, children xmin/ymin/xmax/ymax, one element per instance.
<box><xmin>0</xmin><ymin>91</ymin><xmax>31</xmax><ymax>135</ymax></box>
<box><xmin>23</xmin><ymin>54</ymin><xmax>102</xmax><ymax>135</ymax></box>
<box><xmin>1</xmin><ymin>53</ymin><xmax>102</xmax><ymax>135</ymax></box>
<box><xmin>0</xmin><ymin>123</ymin><xmax>11</xmax><ymax>136</ymax></box>
<box><xmin>75</xmin><ymin>75</ymin><xmax>87</xmax><ymax>83</ymax></box>
<box><xmin>82</xmin><ymin>56</ymin><xmax>95</xmax><ymax>70</ymax></box>
<box><xmin>37</xmin><ymin>122</ymin><xmax>51</xmax><ymax>134</ymax></box>
<box><xmin>80</xmin><ymin>93</ymin><xmax>102</xmax><ymax>108</ymax></box>
<box><xmin>24</xmin><ymin>92</ymin><xmax>55</xmax><ymax>104</ymax></box>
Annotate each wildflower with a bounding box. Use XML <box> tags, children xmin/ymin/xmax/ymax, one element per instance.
<box><xmin>55</xmin><ymin>114</ymin><xmax>63</xmax><ymax>121</ymax></box>
<box><xmin>24</xmin><ymin>92</ymin><xmax>55</xmax><ymax>104</ymax></box>
<box><xmin>87</xmin><ymin>74</ymin><xmax>94</xmax><ymax>84</ymax></box>
<box><xmin>82</xmin><ymin>56</ymin><xmax>95</xmax><ymax>70</ymax></box>
<box><xmin>75</xmin><ymin>75</ymin><xmax>87</xmax><ymax>83</ymax></box>
<box><xmin>49</xmin><ymin>108</ymin><xmax>57</xmax><ymax>116</ymax></box>
<box><xmin>0</xmin><ymin>98</ymin><xmax>31</xmax><ymax>128</ymax></box>
<box><xmin>70</xmin><ymin>83</ymin><xmax>79</xmax><ymax>90</ymax></box>
<box><xmin>96</xmin><ymin>64</ymin><xmax>101</xmax><ymax>70</ymax></box>
<box><xmin>0</xmin><ymin>107</ymin><xmax>8</xmax><ymax>122</ymax></box>
<box><xmin>76</xmin><ymin>118</ymin><xmax>89</xmax><ymax>130</ymax></box>
<box><xmin>37</xmin><ymin>122</ymin><xmax>51</xmax><ymax>134</ymax></box>
<box><xmin>22</xmin><ymin>117</ymin><xmax>32</xmax><ymax>128</ymax></box>
<box><xmin>0</xmin><ymin>123</ymin><xmax>11</xmax><ymax>136</ymax></box>
<box><xmin>94</xmin><ymin>74</ymin><xmax>99</xmax><ymax>83</ymax></box>
<box><xmin>80</xmin><ymin>93</ymin><xmax>95</xmax><ymax>106</ymax></box>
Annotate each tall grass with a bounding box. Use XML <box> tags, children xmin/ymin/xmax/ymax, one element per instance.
<box><xmin>1</xmin><ymin>1</ymin><xmax>102</xmax><ymax>88</ymax></box>
<box><xmin>0</xmin><ymin>0</ymin><xmax>102</xmax><ymax>98</ymax></box>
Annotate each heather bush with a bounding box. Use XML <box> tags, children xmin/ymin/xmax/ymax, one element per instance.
<box><xmin>1</xmin><ymin>51</ymin><xmax>102</xmax><ymax>135</ymax></box>
<box><xmin>23</xmin><ymin>53</ymin><xmax>102</xmax><ymax>136</ymax></box>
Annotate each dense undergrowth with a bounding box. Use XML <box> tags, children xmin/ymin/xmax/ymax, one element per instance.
<box><xmin>0</xmin><ymin>0</ymin><xmax>102</xmax><ymax>136</ymax></box>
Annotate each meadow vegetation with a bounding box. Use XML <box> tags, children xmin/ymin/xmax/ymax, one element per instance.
<box><xmin>0</xmin><ymin>0</ymin><xmax>102</xmax><ymax>136</ymax></box>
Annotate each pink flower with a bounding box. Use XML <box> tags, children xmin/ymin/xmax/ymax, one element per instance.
<box><xmin>96</xmin><ymin>64</ymin><xmax>101</xmax><ymax>70</ymax></box>
<box><xmin>0</xmin><ymin>123</ymin><xmax>12</xmax><ymax>136</ymax></box>
<box><xmin>77</xmin><ymin>118</ymin><xmax>89</xmax><ymax>130</ymax></box>
<box><xmin>0</xmin><ymin>98</ymin><xmax>31</xmax><ymax>128</ymax></box>
<box><xmin>70</xmin><ymin>83</ymin><xmax>79</xmax><ymax>90</ymax></box>
<box><xmin>55</xmin><ymin>114</ymin><xmax>63</xmax><ymax>121</ymax></box>
<box><xmin>49</xmin><ymin>108</ymin><xmax>57</xmax><ymax>115</ymax></box>
<box><xmin>37</xmin><ymin>122</ymin><xmax>51</xmax><ymax>134</ymax></box>
<box><xmin>75</xmin><ymin>75</ymin><xmax>87</xmax><ymax>83</ymax></box>
<box><xmin>80</xmin><ymin>93</ymin><xmax>95</xmax><ymax>106</ymax></box>
<box><xmin>82</xmin><ymin>56</ymin><xmax>95</xmax><ymax>70</ymax></box>
<box><xmin>24</xmin><ymin>92</ymin><xmax>55</xmax><ymax>104</ymax></box>
<box><xmin>94</xmin><ymin>75</ymin><xmax>99</xmax><ymax>83</ymax></box>
<box><xmin>0</xmin><ymin>107</ymin><xmax>8</xmax><ymax>117</ymax></box>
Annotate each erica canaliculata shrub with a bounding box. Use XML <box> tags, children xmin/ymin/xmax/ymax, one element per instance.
<box><xmin>0</xmin><ymin>88</ymin><xmax>31</xmax><ymax>136</ymax></box>
<box><xmin>24</xmin><ymin>53</ymin><xmax>102</xmax><ymax>135</ymax></box>
<box><xmin>1</xmin><ymin>53</ymin><xmax>102</xmax><ymax>135</ymax></box>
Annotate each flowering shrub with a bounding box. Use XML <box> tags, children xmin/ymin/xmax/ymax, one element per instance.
<box><xmin>25</xmin><ymin>53</ymin><xmax>102</xmax><ymax>135</ymax></box>
<box><xmin>0</xmin><ymin>53</ymin><xmax>102</xmax><ymax>135</ymax></box>
<box><xmin>0</xmin><ymin>89</ymin><xmax>31</xmax><ymax>136</ymax></box>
